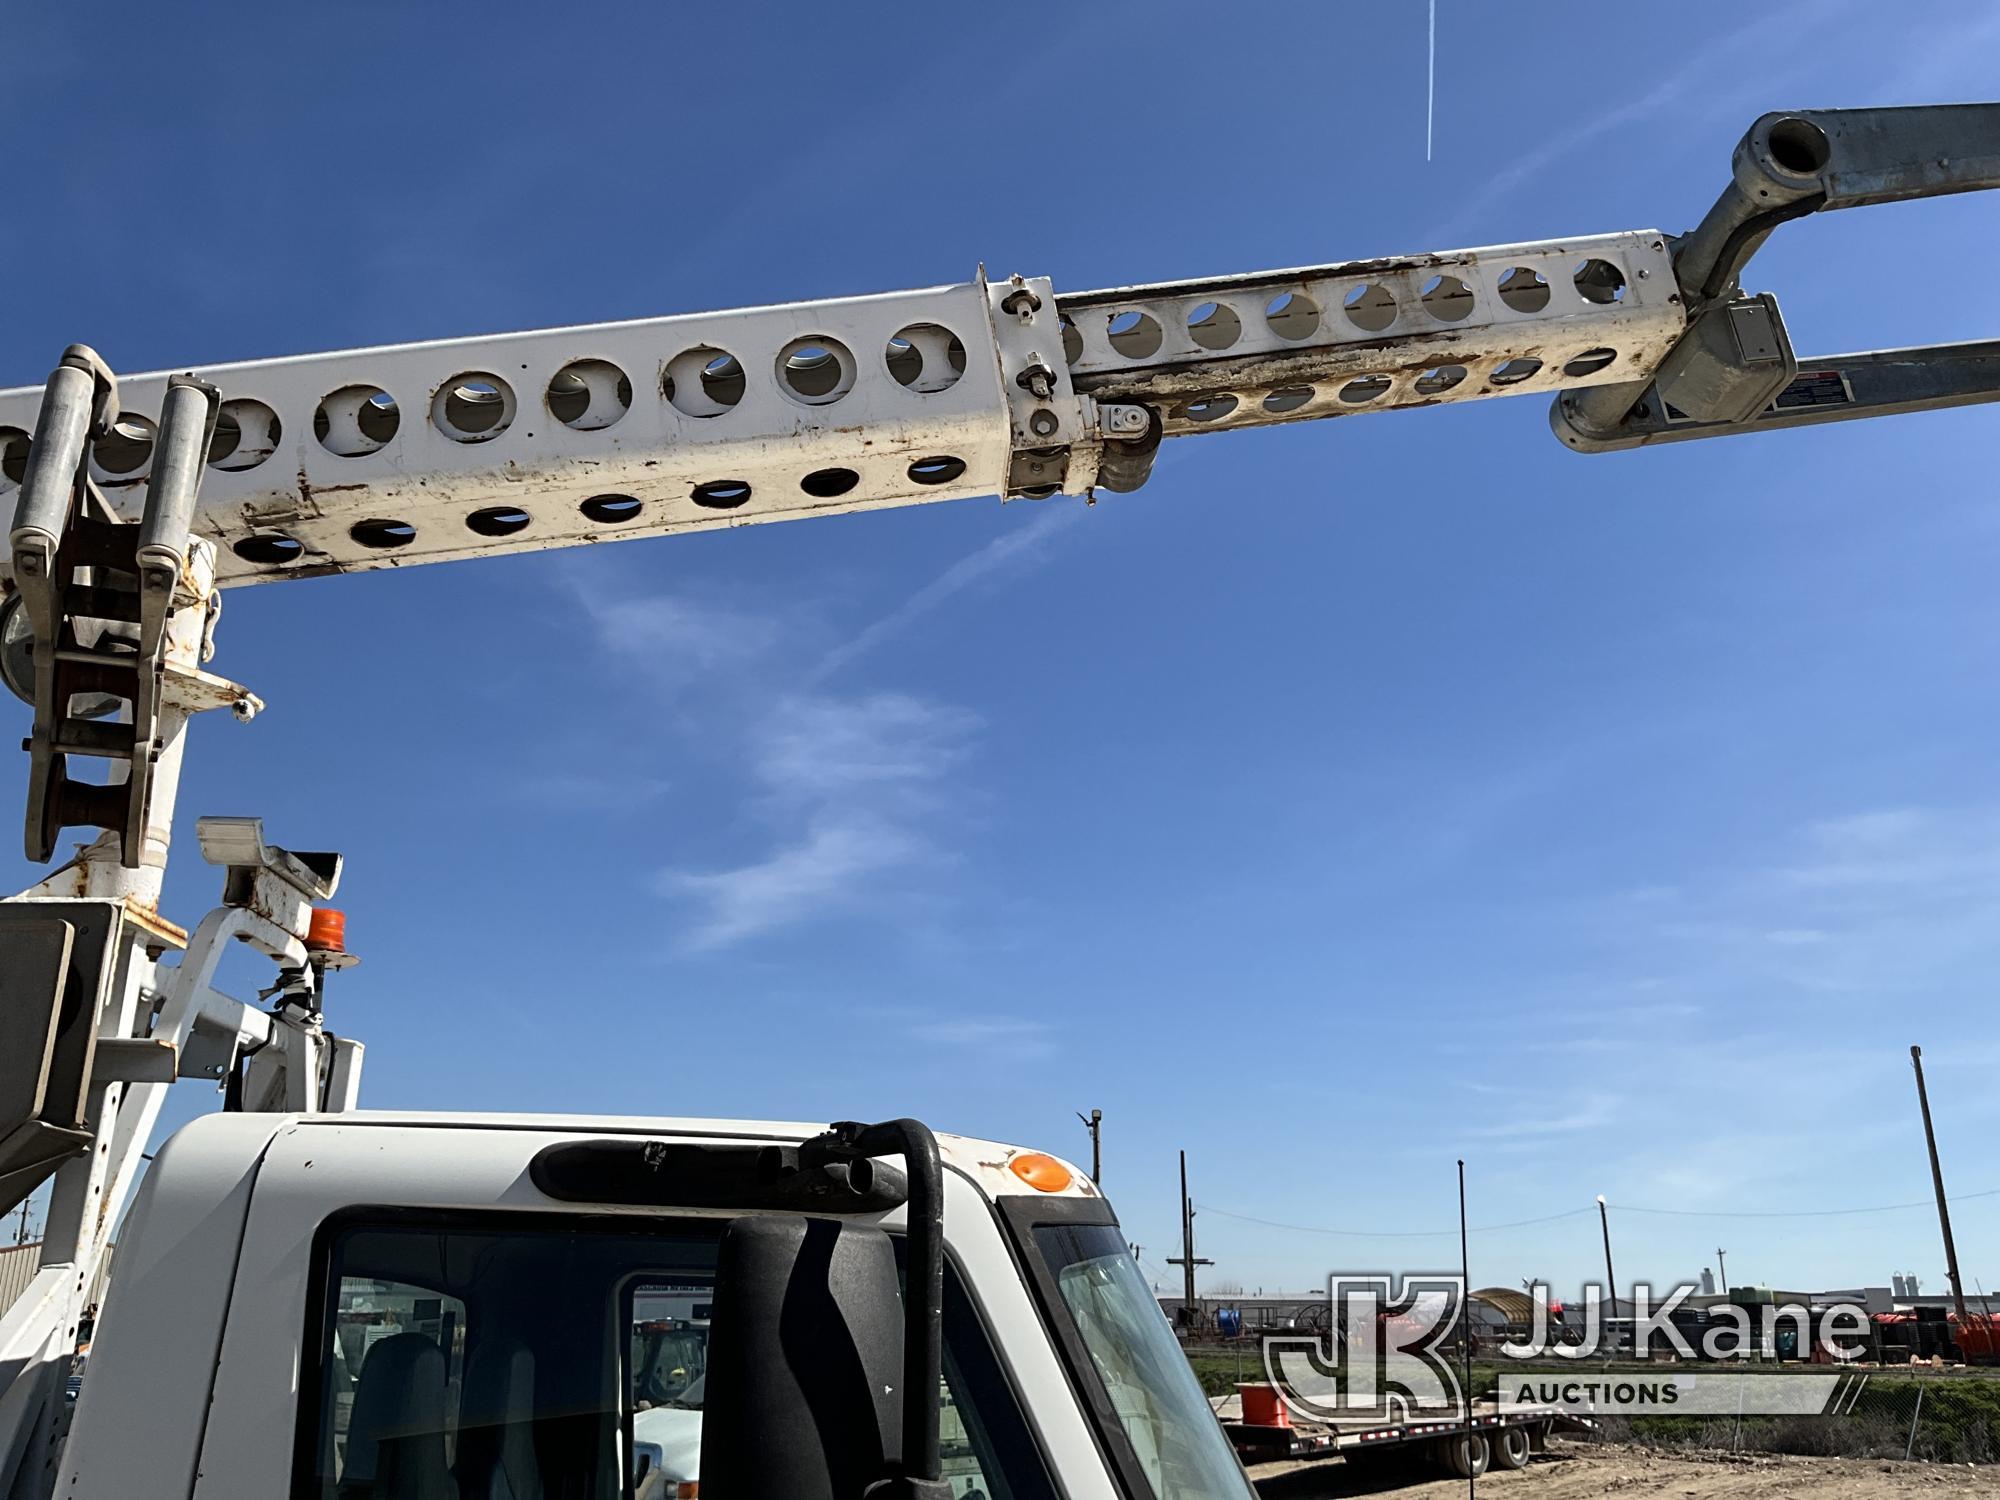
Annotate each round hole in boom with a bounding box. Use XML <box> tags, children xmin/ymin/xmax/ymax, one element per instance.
<box><xmin>1490</xmin><ymin>356</ymin><xmax>1544</xmax><ymax>386</ymax></box>
<box><xmin>885</xmin><ymin>324</ymin><xmax>968</xmax><ymax>393</ymax></box>
<box><xmin>432</xmin><ymin>373</ymin><xmax>515</xmax><ymax>443</ymax></box>
<box><xmin>1421</xmin><ymin>274</ymin><xmax>1474</xmax><ymax>322</ymax></box>
<box><xmin>1059</xmin><ymin>314</ymin><xmax>1083</xmax><ymax>367</ymax></box>
<box><xmin>692</xmin><ymin>479</ymin><xmax>752</xmax><ymax>510</ymax></box>
<box><xmin>1263</xmin><ymin>387</ymin><xmax>1315</xmax><ymax>414</ymax></box>
<box><xmin>1265</xmin><ymin>291</ymin><xmax>1320</xmax><ymax>340</ymax></box>
<box><xmin>315</xmin><ymin>386</ymin><xmax>399</xmax><ymax>455</ymax></box>
<box><xmin>357</xmin><ymin>392</ymin><xmax>399</xmax><ymax>445</ymax></box>
<box><xmin>1414</xmin><ymin>365</ymin><xmax>1468</xmax><ymax>397</ymax></box>
<box><xmin>800</xmin><ymin>467</ymin><xmax>860</xmax><ymax>498</ymax></box>
<box><xmin>1342</xmin><ymin>283</ymin><xmax>1396</xmax><ymax>333</ymax></box>
<box><xmin>1562</xmin><ymin>347</ymin><xmax>1619</xmax><ymax>378</ymax></box>
<box><xmin>1497</xmin><ymin>267</ymin><xmax>1551</xmax><ymax>314</ymax></box>
<box><xmin>1186</xmin><ymin>301</ymin><xmax>1243</xmax><ymax>351</ymax></box>
<box><xmin>232</xmin><ymin>532</ymin><xmax>303</xmax><ymax>566</ymax></box>
<box><xmin>907</xmin><ymin>455</ymin><xmax>967</xmax><ymax>486</ymax></box>
<box><xmin>93</xmin><ymin>415</ymin><xmax>157</xmax><ymax>479</ymax></box>
<box><xmin>0</xmin><ymin>428</ymin><xmax>30</xmax><ymax>491</ymax></box>
<box><xmin>207</xmin><ymin>411</ymin><xmax>239</xmax><ymax>465</ymax></box>
<box><xmin>1106</xmin><ymin>309</ymin><xmax>1164</xmax><ymax>359</ymax></box>
<box><xmin>663</xmin><ymin>346</ymin><xmax>745</xmax><ymax>417</ymax></box>
<box><xmin>1339</xmin><ymin>375</ymin><xmax>1392</xmax><ymax>404</ymax></box>
<box><xmin>1573</xmin><ymin>259</ymin><xmax>1626</xmax><ymax>305</ymax></box>
<box><xmin>207</xmin><ymin>399</ymin><xmax>282</xmax><ymax>471</ymax></box>
<box><xmin>580</xmin><ymin>494</ymin><xmax>642</xmax><ymax>524</ymax></box>
<box><xmin>546</xmin><ymin>359</ymin><xmax>632</xmax><ymax>431</ymax></box>
<box><xmin>350</xmin><ymin>517</ymin><xmax>416</xmax><ymax>549</ymax></box>
<box><xmin>777</xmin><ymin>336</ymin><xmax>855</xmax><ymax>406</ymax></box>
<box><xmin>465</xmin><ymin>506</ymin><xmax>532</xmax><ymax>537</ymax></box>
<box><xmin>1176</xmin><ymin>395</ymin><xmax>1237</xmax><ymax>424</ymax></box>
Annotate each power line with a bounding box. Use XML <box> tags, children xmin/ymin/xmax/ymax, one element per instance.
<box><xmin>1193</xmin><ymin>1202</ymin><xmax>1597</xmax><ymax>1239</ymax></box>
<box><xmin>1611</xmin><ymin>1186</ymin><xmax>2000</xmax><ymax>1221</ymax></box>
<box><xmin>1193</xmin><ymin>1185</ymin><xmax>2000</xmax><ymax>1238</ymax></box>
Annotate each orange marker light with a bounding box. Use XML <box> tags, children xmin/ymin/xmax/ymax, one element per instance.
<box><xmin>1008</xmin><ymin>1153</ymin><xmax>1072</xmax><ymax>1193</ymax></box>
<box><xmin>306</xmin><ymin>907</ymin><xmax>347</xmax><ymax>953</ymax></box>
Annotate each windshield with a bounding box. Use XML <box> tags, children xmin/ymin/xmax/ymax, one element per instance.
<box><xmin>1033</xmin><ymin>1223</ymin><xmax>1254</xmax><ymax>1500</ymax></box>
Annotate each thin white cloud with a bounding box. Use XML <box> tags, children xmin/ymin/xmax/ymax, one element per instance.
<box><xmin>753</xmin><ymin>692</ymin><xmax>979</xmax><ymax>800</ymax></box>
<box><xmin>656</xmin><ymin>691</ymin><xmax>979</xmax><ymax>951</ymax></box>
<box><xmin>563</xmin><ymin>573</ymin><xmax>781</xmax><ymax>695</ymax></box>
<box><xmin>1592</xmin><ymin>802</ymin><xmax>2000</xmax><ymax>1002</ymax></box>
<box><xmin>1778</xmin><ymin>806</ymin><xmax>2000</xmax><ymax>892</ymax></box>
<box><xmin>1423</xmin><ymin>0</ymin><xmax>1862</xmax><ymax>245</ymax></box>
<box><xmin>511</xmin><ymin>769</ymin><xmax>670</xmax><ymax>810</ymax></box>
<box><xmin>906</xmin><ymin>1014</ymin><xmax>1051</xmax><ymax>1048</ymax></box>
<box><xmin>852</xmin><ymin>1002</ymin><xmax>1054</xmax><ymax>1052</ymax></box>
<box><xmin>1475</xmin><ymin>1094</ymin><xmax>1617</xmax><ymax>1140</ymax></box>
<box><xmin>813</xmin><ymin>505</ymin><xmax>1081</xmax><ymax>683</ymax></box>
<box><xmin>658</xmin><ymin>813</ymin><xmax>930</xmax><ymax>953</ymax></box>
<box><xmin>556</xmin><ymin>498</ymin><xmax>1075</xmax><ymax>951</ymax></box>
<box><xmin>1763</xmin><ymin>928</ymin><xmax>1828</xmax><ymax>946</ymax></box>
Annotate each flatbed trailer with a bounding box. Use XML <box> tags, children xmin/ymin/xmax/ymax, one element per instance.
<box><xmin>1221</xmin><ymin>1393</ymin><xmax>1587</xmax><ymax>1475</ymax></box>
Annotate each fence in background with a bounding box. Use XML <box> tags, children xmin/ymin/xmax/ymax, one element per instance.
<box><xmin>0</xmin><ymin>1241</ymin><xmax>115</xmax><ymax>1320</ymax></box>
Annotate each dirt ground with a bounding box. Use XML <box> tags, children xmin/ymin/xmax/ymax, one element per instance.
<box><xmin>1249</xmin><ymin>1440</ymin><xmax>2000</xmax><ymax>1499</ymax></box>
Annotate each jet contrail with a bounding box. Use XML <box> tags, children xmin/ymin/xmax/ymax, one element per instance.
<box><xmin>1427</xmin><ymin>0</ymin><xmax>1436</xmax><ymax>162</ymax></box>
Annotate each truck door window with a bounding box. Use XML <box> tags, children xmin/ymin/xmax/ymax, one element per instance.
<box><xmin>323</xmin><ymin>1278</ymin><xmax>468</xmax><ymax>1474</ymax></box>
<box><xmin>299</xmin><ymin>1214</ymin><xmax>1054</xmax><ymax>1500</ymax></box>
<box><xmin>299</xmin><ymin>1216</ymin><xmax>720</xmax><ymax>1500</ymax></box>
<box><xmin>936</xmin><ymin>1261</ymin><xmax>1058</xmax><ymax>1500</ymax></box>
<box><xmin>625</xmin><ymin>1280</ymin><xmax>711</xmax><ymax>1494</ymax></box>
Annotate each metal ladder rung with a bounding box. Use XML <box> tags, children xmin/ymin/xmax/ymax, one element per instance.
<box><xmin>51</xmin><ymin>647</ymin><xmax>137</xmax><ymax>669</ymax></box>
<box><xmin>56</xmin><ymin>585</ymin><xmax>142</xmax><ymax>623</ymax></box>
<box><xmin>48</xmin><ymin>722</ymin><xmax>136</xmax><ymax>757</ymax></box>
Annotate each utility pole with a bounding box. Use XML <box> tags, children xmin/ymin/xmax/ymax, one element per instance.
<box><xmin>1077</xmin><ymin>1108</ymin><xmax>1102</xmax><ymax>1185</ymax></box>
<box><xmin>11</xmin><ymin>1201</ymin><xmax>28</xmax><ymax>1246</ymax></box>
<box><xmin>1457</xmin><ymin>1160</ymin><xmax>1473</xmax><ymax>1448</ymax></box>
<box><xmin>1596</xmin><ymin>1194</ymin><xmax>1619</xmax><ymax>1352</ymax></box>
<box><xmin>1716</xmin><ymin>1248</ymin><xmax>1728</xmax><ymax>1296</ymax></box>
<box><xmin>1910</xmin><ymin>1046</ymin><xmax>1971</xmax><ymax>1328</ymax></box>
<box><xmin>1166</xmin><ymin>1150</ymin><xmax>1212</xmax><ymax>1331</ymax></box>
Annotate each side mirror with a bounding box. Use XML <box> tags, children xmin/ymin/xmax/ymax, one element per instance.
<box><xmin>701</xmin><ymin>1118</ymin><xmax>952</xmax><ymax>1500</ymax></box>
<box><xmin>699</xmin><ymin>1215</ymin><xmax>903</xmax><ymax>1499</ymax></box>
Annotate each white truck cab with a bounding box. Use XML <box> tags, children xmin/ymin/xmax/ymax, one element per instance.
<box><xmin>61</xmin><ymin>1111</ymin><xmax>1255</xmax><ymax>1499</ymax></box>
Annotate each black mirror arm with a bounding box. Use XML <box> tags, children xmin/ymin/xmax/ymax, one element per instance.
<box><xmin>803</xmin><ymin>1118</ymin><xmax>950</xmax><ymax>1500</ymax></box>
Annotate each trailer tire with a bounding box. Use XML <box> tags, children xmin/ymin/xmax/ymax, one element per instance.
<box><xmin>1491</xmin><ymin>1425</ymin><xmax>1533</xmax><ymax>1469</ymax></box>
<box><xmin>1441</xmin><ymin>1431</ymin><xmax>1489</xmax><ymax>1478</ymax></box>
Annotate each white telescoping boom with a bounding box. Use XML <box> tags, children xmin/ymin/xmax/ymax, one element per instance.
<box><xmin>0</xmin><ymin>103</ymin><xmax>1998</xmax><ymax>1499</ymax></box>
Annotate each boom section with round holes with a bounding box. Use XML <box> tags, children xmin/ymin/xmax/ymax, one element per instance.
<box><xmin>1059</xmin><ymin>230</ymin><xmax>1683</xmax><ymax>437</ymax></box>
<box><xmin>0</xmin><ymin>274</ymin><xmax>1089</xmax><ymax>587</ymax></box>
<box><xmin>0</xmin><ymin>234</ymin><xmax>1683</xmax><ymax>588</ymax></box>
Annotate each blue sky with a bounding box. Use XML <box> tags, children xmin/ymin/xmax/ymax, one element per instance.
<box><xmin>7</xmin><ymin>2</ymin><xmax>2000</xmax><ymax>1301</ymax></box>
